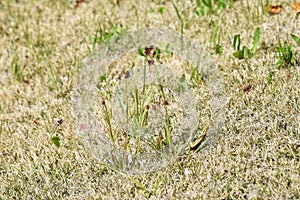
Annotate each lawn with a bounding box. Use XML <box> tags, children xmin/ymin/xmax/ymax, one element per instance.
<box><xmin>0</xmin><ymin>0</ymin><xmax>299</xmax><ymax>199</ymax></box>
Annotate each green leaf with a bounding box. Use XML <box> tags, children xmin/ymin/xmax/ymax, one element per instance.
<box><xmin>51</xmin><ymin>135</ymin><xmax>61</xmax><ymax>148</ymax></box>
<box><xmin>154</xmin><ymin>48</ymin><xmax>161</xmax><ymax>60</ymax></box>
<box><xmin>252</xmin><ymin>28</ymin><xmax>260</xmax><ymax>54</ymax></box>
<box><xmin>275</xmin><ymin>59</ymin><xmax>284</xmax><ymax>68</ymax></box>
<box><xmin>159</xmin><ymin>6</ymin><xmax>166</xmax><ymax>14</ymax></box>
<box><xmin>216</xmin><ymin>2</ymin><xmax>225</xmax><ymax>15</ymax></box>
<box><xmin>179</xmin><ymin>74</ymin><xmax>186</xmax><ymax>83</ymax></box>
<box><xmin>190</xmin><ymin>68</ymin><xmax>196</xmax><ymax>82</ymax></box>
<box><xmin>242</xmin><ymin>46</ymin><xmax>251</xmax><ymax>58</ymax></box>
<box><xmin>194</xmin><ymin>5</ymin><xmax>206</xmax><ymax>16</ymax></box>
<box><xmin>202</xmin><ymin>0</ymin><xmax>212</xmax><ymax>8</ymax></box>
<box><xmin>215</xmin><ymin>43</ymin><xmax>222</xmax><ymax>54</ymax></box>
<box><xmin>233</xmin><ymin>34</ymin><xmax>240</xmax><ymax>50</ymax></box>
<box><xmin>115</xmin><ymin>26</ymin><xmax>122</xmax><ymax>34</ymax></box>
<box><xmin>233</xmin><ymin>50</ymin><xmax>243</xmax><ymax>59</ymax></box>
<box><xmin>193</xmin><ymin>7</ymin><xmax>201</xmax><ymax>16</ymax></box>
<box><xmin>196</xmin><ymin>0</ymin><xmax>201</xmax><ymax>7</ymax></box>
<box><xmin>99</xmin><ymin>75</ymin><xmax>106</xmax><ymax>82</ymax></box>
<box><xmin>138</xmin><ymin>47</ymin><xmax>145</xmax><ymax>57</ymax></box>
<box><xmin>203</xmin><ymin>6</ymin><xmax>211</xmax><ymax>15</ymax></box>
<box><xmin>291</xmin><ymin>34</ymin><xmax>300</xmax><ymax>45</ymax></box>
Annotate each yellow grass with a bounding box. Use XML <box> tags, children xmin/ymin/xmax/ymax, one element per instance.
<box><xmin>0</xmin><ymin>0</ymin><xmax>299</xmax><ymax>199</ymax></box>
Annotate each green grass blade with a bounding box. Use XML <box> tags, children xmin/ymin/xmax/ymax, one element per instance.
<box><xmin>242</xmin><ymin>46</ymin><xmax>251</xmax><ymax>58</ymax></box>
<box><xmin>172</xmin><ymin>1</ymin><xmax>184</xmax><ymax>41</ymax></box>
<box><xmin>233</xmin><ymin>34</ymin><xmax>240</xmax><ymax>50</ymax></box>
<box><xmin>202</xmin><ymin>0</ymin><xmax>212</xmax><ymax>8</ymax></box>
<box><xmin>138</xmin><ymin>47</ymin><xmax>145</xmax><ymax>56</ymax></box>
<box><xmin>252</xmin><ymin>28</ymin><xmax>260</xmax><ymax>54</ymax></box>
<box><xmin>291</xmin><ymin>34</ymin><xmax>300</xmax><ymax>45</ymax></box>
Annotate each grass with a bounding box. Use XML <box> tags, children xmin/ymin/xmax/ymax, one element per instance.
<box><xmin>275</xmin><ymin>35</ymin><xmax>299</xmax><ymax>68</ymax></box>
<box><xmin>94</xmin><ymin>46</ymin><xmax>203</xmax><ymax>171</ymax></box>
<box><xmin>233</xmin><ymin>27</ymin><xmax>260</xmax><ymax>59</ymax></box>
<box><xmin>0</xmin><ymin>0</ymin><xmax>299</xmax><ymax>199</ymax></box>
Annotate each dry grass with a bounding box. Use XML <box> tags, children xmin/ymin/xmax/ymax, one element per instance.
<box><xmin>0</xmin><ymin>0</ymin><xmax>299</xmax><ymax>199</ymax></box>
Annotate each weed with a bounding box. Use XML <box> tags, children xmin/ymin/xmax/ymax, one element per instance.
<box><xmin>99</xmin><ymin>74</ymin><xmax>107</xmax><ymax>83</ymax></box>
<box><xmin>194</xmin><ymin>0</ymin><xmax>234</xmax><ymax>16</ymax></box>
<box><xmin>96</xmin><ymin>42</ymin><xmax>200</xmax><ymax>160</ymax></box>
<box><xmin>233</xmin><ymin>28</ymin><xmax>260</xmax><ymax>59</ymax></box>
<box><xmin>275</xmin><ymin>37</ymin><xmax>299</xmax><ymax>68</ymax></box>
<box><xmin>215</xmin><ymin>43</ymin><xmax>222</xmax><ymax>54</ymax></box>
<box><xmin>51</xmin><ymin>135</ymin><xmax>61</xmax><ymax>148</ymax></box>
<box><xmin>98</xmin><ymin>46</ymin><xmax>180</xmax><ymax>156</ymax></box>
<box><xmin>291</xmin><ymin>34</ymin><xmax>300</xmax><ymax>45</ymax></box>
<box><xmin>90</xmin><ymin>24</ymin><xmax>122</xmax><ymax>49</ymax></box>
<box><xmin>123</xmin><ymin>78</ymin><xmax>174</xmax><ymax>152</ymax></box>
<box><xmin>159</xmin><ymin>6</ymin><xmax>166</xmax><ymax>14</ymax></box>
<box><xmin>50</xmin><ymin>119</ymin><xmax>63</xmax><ymax>148</ymax></box>
<box><xmin>210</xmin><ymin>26</ymin><xmax>222</xmax><ymax>54</ymax></box>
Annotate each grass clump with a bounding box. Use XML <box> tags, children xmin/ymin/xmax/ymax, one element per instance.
<box><xmin>275</xmin><ymin>34</ymin><xmax>300</xmax><ymax>68</ymax></box>
<box><xmin>94</xmin><ymin>44</ymin><xmax>204</xmax><ymax>168</ymax></box>
<box><xmin>194</xmin><ymin>0</ymin><xmax>236</xmax><ymax>16</ymax></box>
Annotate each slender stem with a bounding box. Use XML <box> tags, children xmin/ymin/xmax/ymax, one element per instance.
<box><xmin>102</xmin><ymin>100</ymin><xmax>114</xmax><ymax>142</ymax></box>
<box><xmin>159</xmin><ymin>84</ymin><xmax>172</xmax><ymax>147</ymax></box>
<box><xmin>143</xmin><ymin>55</ymin><xmax>147</xmax><ymax>96</ymax></box>
<box><xmin>171</xmin><ymin>1</ymin><xmax>184</xmax><ymax>49</ymax></box>
<box><xmin>134</xmin><ymin>87</ymin><xmax>139</xmax><ymax>124</ymax></box>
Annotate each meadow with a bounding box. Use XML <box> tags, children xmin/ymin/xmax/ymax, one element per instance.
<box><xmin>0</xmin><ymin>0</ymin><xmax>299</xmax><ymax>199</ymax></box>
